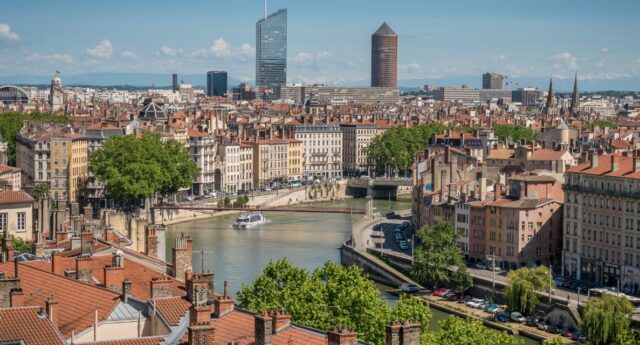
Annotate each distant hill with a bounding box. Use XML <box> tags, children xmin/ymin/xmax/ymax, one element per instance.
<box><xmin>1</xmin><ymin>72</ymin><xmax>638</xmax><ymax>92</ymax></box>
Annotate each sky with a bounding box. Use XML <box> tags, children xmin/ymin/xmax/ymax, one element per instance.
<box><xmin>1</xmin><ymin>0</ymin><xmax>640</xmax><ymax>88</ymax></box>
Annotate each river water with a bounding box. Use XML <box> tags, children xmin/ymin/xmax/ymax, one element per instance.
<box><xmin>166</xmin><ymin>197</ymin><xmax>538</xmax><ymax>344</ymax></box>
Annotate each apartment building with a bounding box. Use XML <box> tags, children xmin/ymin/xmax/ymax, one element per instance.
<box><xmin>563</xmin><ymin>151</ymin><xmax>640</xmax><ymax>293</ymax></box>
<box><xmin>50</xmin><ymin>130</ymin><xmax>88</xmax><ymax>202</ymax></box>
<box><xmin>218</xmin><ymin>142</ymin><xmax>240</xmax><ymax>193</ymax></box>
<box><xmin>188</xmin><ymin>129</ymin><xmax>217</xmax><ymax>196</ymax></box>
<box><xmin>0</xmin><ymin>165</ymin><xmax>21</xmax><ymax>191</ymax></box>
<box><xmin>284</xmin><ymin>122</ymin><xmax>343</xmax><ymax>180</ymax></box>
<box><xmin>287</xmin><ymin>139</ymin><xmax>303</xmax><ymax>181</ymax></box>
<box><xmin>239</xmin><ymin>143</ymin><xmax>253</xmax><ymax>191</ymax></box>
<box><xmin>15</xmin><ymin>130</ymin><xmax>51</xmax><ymax>189</ymax></box>
<box><xmin>253</xmin><ymin>139</ymin><xmax>288</xmax><ymax>189</ymax></box>
<box><xmin>455</xmin><ymin>202</ymin><xmax>470</xmax><ymax>259</ymax></box>
<box><xmin>0</xmin><ymin>190</ymin><xmax>34</xmax><ymax>241</ymax></box>
<box><xmin>340</xmin><ymin>123</ymin><xmax>377</xmax><ymax>176</ymax></box>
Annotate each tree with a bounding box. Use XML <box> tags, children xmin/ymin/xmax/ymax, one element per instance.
<box><xmin>542</xmin><ymin>337</ymin><xmax>564</xmax><ymax>345</ymax></box>
<box><xmin>238</xmin><ymin>259</ymin><xmax>431</xmax><ymax>345</ymax></box>
<box><xmin>89</xmin><ymin>132</ymin><xmax>198</xmax><ymax>206</ymax></box>
<box><xmin>504</xmin><ymin>266</ymin><xmax>553</xmax><ymax>316</ymax></box>
<box><xmin>581</xmin><ymin>294</ymin><xmax>633</xmax><ymax>345</ymax></box>
<box><xmin>425</xmin><ymin>315</ymin><xmax>522</xmax><ymax>345</ymax></box>
<box><xmin>11</xmin><ymin>236</ymin><xmax>31</xmax><ymax>253</ymax></box>
<box><xmin>411</xmin><ymin>221</ymin><xmax>472</xmax><ymax>291</ymax></box>
<box><xmin>390</xmin><ymin>294</ymin><xmax>432</xmax><ymax>344</ymax></box>
<box><xmin>32</xmin><ymin>182</ymin><xmax>50</xmax><ymax>199</ymax></box>
<box><xmin>0</xmin><ymin>112</ymin><xmax>71</xmax><ymax>165</ymax></box>
<box><xmin>493</xmin><ymin>124</ymin><xmax>539</xmax><ymax>144</ymax></box>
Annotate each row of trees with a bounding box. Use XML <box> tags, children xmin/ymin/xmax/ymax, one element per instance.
<box><xmin>238</xmin><ymin>258</ymin><xmax>524</xmax><ymax>345</ymax></box>
<box><xmin>367</xmin><ymin>123</ymin><xmax>448</xmax><ymax>177</ymax></box>
<box><xmin>0</xmin><ymin>112</ymin><xmax>71</xmax><ymax>165</ymax></box>
<box><xmin>492</xmin><ymin>124</ymin><xmax>539</xmax><ymax>144</ymax></box>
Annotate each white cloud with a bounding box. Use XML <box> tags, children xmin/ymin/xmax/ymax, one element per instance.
<box><xmin>26</xmin><ymin>52</ymin><xmax>73</xmax><ymax>64</ymax></box>
<box><xmin>600</xmin><ymin>47</ymin><xmax>609</xmax><ymax>53</ymax></box>
<box><xmin>121</xmin><ymin>51</ymin><xmax>138</xmax><ymax>59</ymax></box>
<box><xmin>159</xmin><ymin>46</ymin><xmax>181</xmax><ymax>57</ymax></box>
<box><xmin>210</xmin><ymin>38</ymin><xmax>232</xmax><ymax>58</ymax></box>
<box><xmin>86</xmin><ymin>39</ymin><xmax>113</xmax><ymax>59</ymax></box>
<box><xmin>0</xmin><ymin>24</ymin><xmax>19</xmax><ymax>41</ymax></box>
<box><xmin>240</xmin><ymin>43</ymin><xmax>255</xmax><ymax>57</ymax></box>
<box><xmin>595</xmin><ymin>61</ymin><xmax>605</xmax><ymax>68</ymax></box>
<box><xmin>493</xmin><ymin>54</ymin><xmax>507</xmax><ymax>60</ymax></box>
<box><xmin>550</xmin><ymin>52</ymin><xmax>579</xmax><ymax>70</ymax></box>
<box><xmin>291</xmin><ymin>51</ymin><xmax>331</xmax><ymax>66</ymax></box>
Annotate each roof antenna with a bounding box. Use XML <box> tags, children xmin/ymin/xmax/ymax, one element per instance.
<box><xmin>264</xmin><ymin>0</ymin><xmax>267</xmax><ymax>19</ymax></box>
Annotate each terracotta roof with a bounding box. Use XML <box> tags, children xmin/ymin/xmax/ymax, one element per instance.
<box><xmin>528</xmin><ymin>149</ymin><xmax>568</xmax><ymax>161</ymax></box>
<box><xmin>91</xmin><ymin>337</ymin><xmax>164</xmax><ymax>345</ymax></box>
<box><xmin>568</xmin><ymin>154</ymin><xmax>640</xmax><ymax>179</ymax></box>
<box><xmin>0</xmin><ymin>190</ymin><xmax>34</xmax><ymax>205</ymax></box>
<box><xmin>154</xmin><ymin>297</ymin><xmax>193</xmax><ymax>326</ymax></box>
<box><xmin>611</xmin><ymin>140</ymin><xmax>633</xmax><ymax>150</ymax></box>
<box><xmin>0</xmin><ymin>262</ymin><xmax>121</xmax><ymax>339</ymax></box>
<box><xmin>487</xmin><ymin>149</ymin><xmax>514</xmax><ymax>160</ymax></box>
<box><xmin>0</xmin><ymin>307</ymin><xmax>66</xmax><ymax>345</ymax></box>
<box><xmin>0</xmin><ymin>165</ymin><xmax>20</xmax><ymax>173</ymax></box>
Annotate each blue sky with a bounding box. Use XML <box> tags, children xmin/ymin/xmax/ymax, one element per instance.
<box><xmin>1</xmin><ymin>0</ymin><xmax>639</xmax><ymax>87</ymax></box>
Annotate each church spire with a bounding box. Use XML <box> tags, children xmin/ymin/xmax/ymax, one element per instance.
<box><xmin>570</xmin><ymin>72</ymin><xmax>579</xmax><ymax>115</ymax></box>
<box><xmin>543</xmin><ymin>77</ymin><xmax>557</xmax><ymax>120</ymax></box>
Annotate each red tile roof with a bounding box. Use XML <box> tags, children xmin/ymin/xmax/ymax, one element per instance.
<box><xmin>528</xmin><ymin>149</ymin><xmax>568</xmax><ymax>161</ymax></box>
<box><xmin>0</xmin><ymin>307</ymin><xmax>66</xmax><ymax>345</ymax></box>
<box><xmin>154</xmin><ymin>297</ymin><xmax>193</xmax><ymax>326</ymax></box>
<box><xmin>0</xmin><ymin>262</ymin><xmax>122</xmax><ymax>338</ymax></box>
<box><xmin>567</xmin><ymin>154</ymin><xmax>640</xmax><ymax>179</ymax></box>
<box><xmin>0</xmin><ymin>165</ymin><xmax>20</xmax><ymax>173</ymax></box>
<box><xmin>0</xmin><ymin>190</ymin><xmax>34</xmax><ymax>205</ymax></box>
<box><xmin>92</xmin><ymin>337</ymin><xmax>164</xmax><ymax>345</ymax></box>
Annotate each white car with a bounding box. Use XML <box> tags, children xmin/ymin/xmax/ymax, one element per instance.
<box><xmin>510</xmin><ymin>312</ymin><xmax>526</xmax><ymax>323</ymax></box>
<box><xmin>466</xmin><ymin>298</ymin><xmax>485</xmax><ymax>308</ymax></box>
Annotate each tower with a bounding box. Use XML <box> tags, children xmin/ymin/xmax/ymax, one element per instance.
<box><xmin>371</xmin><ymin>22</ymin><xmax>398</xmax><ymax>88</ymax></box>
<box><xmin>256</xmin><ymin>8</ymin><xmax>287</xmax><ymax>92</ymax></box>
<box><xmin>49</xmin><ymin>72</ymin><xmax>64</xmax><ymax>112</ymax></box>
<box><xmin>207</xmin><ymin>71</ymin><xmax>228</xmax><ymax>97</ymax></box>
<box><xmin>569</xmin><ymin>72</ymin><xmax>579</xmax><ymax>116</ymax></box>
<box><xmin>542</xmin><ymin>77</ymin><xmax>558</xmax><ymax>120</ymax></box>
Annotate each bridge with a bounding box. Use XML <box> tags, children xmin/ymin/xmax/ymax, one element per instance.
<box><xmin>346</xmin><ymin>177</ymin><xmax>413</xmax><ymax>199</ymax></box>
<box><xmin>152</xmin><ymin>205</ymin><xmax>365</xmax><ymax>214</ymax></box>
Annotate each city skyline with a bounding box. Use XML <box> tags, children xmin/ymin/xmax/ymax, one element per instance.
<box><xmin>1</xmin><ymin>0</ymin><xmax>640</xmax><ymax>89</ymax></box>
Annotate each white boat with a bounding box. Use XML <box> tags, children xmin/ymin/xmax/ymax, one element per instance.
<box><xmin>233</xmin><ymin>212</ymin><xmax>266</xmax><ymax>229</ymax></box>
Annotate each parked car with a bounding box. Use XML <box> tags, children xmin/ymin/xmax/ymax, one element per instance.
<box><xmin>487</xmin><ymin>264</ymin><xmax>501</xmax><ymax>272</ymax></box>
<box><xmin>433</xmin><ymin>288</ymin><xmax>448</xmax><ymax>296</ymax></box>
<box><xmin>537</xmin><ymin>322</ymin><xmax>549</xmax><ymax>332</ymax></box>
<box><xmin>495</xmin><ymin>312</ymin><xmax>510</xmax><ymax>322</ymax></box>
<box><xmin>401</xmin><ymin>283</ymin><xmax>420</xmax><ymax>293</ymax></box>
<box><xmin>466</xmin><ymin>298</ymin><xmax>485</xmax><ymax>308</ymax></box>
<box><xmin>526</xmin><ymin>315</ymin><xmax>542</xmax><ymax>327</ymax></box>
<box><xmin>484</xmin><ymin>303</ymin><xmax>501</xmax><ymax>313</ymax></box>
<box><xmin>476</xmin><ymin>300</ymin><xmax>489</xmax><ymax>310</ymax></box>
<box><xmin>571</xmin><ymin>331</ymin><xmax>587</xmax><ymax>342</ymax></box>
<box><xmin>510</xmin><ymin>312</ymin><xmax>526</xmax><ymax>323</ymax></box>
<box><xmin>459</xmin><ymin>295</ymin><xmax>472</xmax><ymax>304</ymax></box>
<box><xmin>474</xmin><ymin>262</ymin><xmax>487</xmax><ymax>270</ymax></box>
<box><xmin>442</xmin><ymin>291</ymin><xmax>455</xmax><ymax>299</ymax></box>
<box><xmin>447</xmin><ymin>293</ymin><xmax>462</xmax><ymax>301</ymax></box>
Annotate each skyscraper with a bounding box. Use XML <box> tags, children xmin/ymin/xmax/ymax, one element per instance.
<box><xmin>256</xmin><ymin>9</ymin><xmax>287</xmax><ymax>89</ymax></box>
<box><xmin>371</xmin><ymin>22</ymin><xmax>397</xmax><ymax>88</ymax></box>
<box><xmin>482</xmin><ymin>72</ymin><xmax>503</xmax><ymax>89</ymax></box>
<box><xmin>172</xmin><ymin>74</ymin><xmax>178</xmax><ymax>92</ymax></box>
<box><xmin>207</xmin><ymin>71</ymin><xmax>228</xmax><ymax>97</ymax></box>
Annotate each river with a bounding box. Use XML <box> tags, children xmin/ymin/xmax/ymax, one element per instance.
<box><xmin>166</xmin><ymin>197</ymin><xmax>538</xmax><ymax>344</ymax></box>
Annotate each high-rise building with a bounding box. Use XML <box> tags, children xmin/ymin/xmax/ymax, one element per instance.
<box><xmin>206</xmin><ymin>71</ymin><xmax>228</xmax><ymax>97</ymax></box>
<box><xmin>482</xmin><ymin>72</ymin><xmax>503</xmax><ymax>89</ymax></box>
<box><xmin>172</xmin><ymin>74</ymin><xmax>178</xmax><ymax>92</ymax></box>
<box><xmin>256</xmin><ymin>9</ymin><xmax>287</xmax><ymax>90</ymax></box>
<box><xmin>371</xmin><ymin>22</ymin><xmax>397</xmax><ymax>88</ymax></box>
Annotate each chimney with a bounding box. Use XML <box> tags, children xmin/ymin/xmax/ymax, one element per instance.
<box><xmin>269</xmin><ymin>308</ymin><xmax>291</xmax><ymax>333</ymax></box>
<box><xmin>55</xmin><ymin>230</ymin><xmax>68</xmax><ymax>243</ymax></box>
<box><xmin>444</xmin><ymin>146</ymin><xmax>450</xmax><ymax>164</ymax></box>
<box><xmin>146</xmin><ymin>226</ymin><xmax>158</xmax><ymax>258</ymax></box>
<box><xmin>494</xmin><ymin>183</ymin><xmax>502</xmax><ymax>201</ymax></box>
<box><xmin>75</xmin><ymin>256</ymin><xmax>93</xmax><ymax>284</ymax></box>
<box><xmin>400</xmin><ymin>320</ymin><xmax>421</xmax><ymax>345</ymax></box>
<box><xmin>80</xmin><ymin>229</ymin><xmax>93</xmax><ymax>256</ymax></box>
<box><xmin>150</xmin><ymin>277</ymin><xmax>174</xmax><ymax>299</ymax></box>
<box><xmin>46</xmin><ymin>294</ymin><xmax>59</xmax><ymax>326</ymax></box>
<box><xmin>187</xmin><ymin>321</ymin><xmax>215</xmax><ymax>345</ymax></box>
<box><xmin>611</xmin><ymin>156</ymin><xmax>618</xmax><ymax>172</ymax></box>
<box><xmin>10</xmin><ymin>288</ymin><xmax>25</xmax><ymax>307</ymax></box>
<box><xmin>189</xmin><ymin>304</ymin><xmax>212</xmax><ymax>325</ymax></box>
<box><xmin>214</xmin><ymin>281</ymin><xmax>234</xmax><ymax>317</ymax></box>
<box><xmin>479</xmin><ymin>177</ymin><xmax>487</xmax><ymax>201</ymax></box>
<box><xmin>122</xmin><ymin>279</ymin><xmax>132</xmax><ymax>302</ymax></box>
<box><xmin>51</xmin><ymin>252</ymin><xmax>65</xmax><ymax>276</ymax></box>
<box><xmin>386</xmin><ymin>322</ymin><xmax>401</xmax><ymax>345</ymax></box>
<box><xmin>83</xmin><ymin>205</ymin><xmax>93</xmax><ymax>220</ymax></box>
<box><xmin>588</xmin><ymin>149</ymin><xmax>598</xmax><ymax>168</ymax></box>
<box><xmin>254</xmin><ymin>312</ymin><xmax>273</xmax><ymax>345</ymax></box>
<box><xmin>186</xmin><ymin>271</ymin><xmax>213</xmax><ymax>306</ymax></box>
<box><xmin>172</xmin><ymin>234</ymin><xmax>193</xmax><ymax>280</ymax></box>
<box><xmin>328</xmin><ymin>327</ymin><xmax>358</xmax><ymax>345</ymax></box>
<box><xmin>70</xmin><ymin>236</ymin><xmax>81</xmax><ymax>250</ymax></box>
<box><xmin>103</xmin><ymin>252</ymin><xmax>125</xmax><ymax>292</ymax></box>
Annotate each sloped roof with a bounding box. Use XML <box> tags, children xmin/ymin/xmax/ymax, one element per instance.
<box><xmin>0</xmin><ymin>307</ymin><xmax>66</xmax><ymax>345</ymax></box>
<box><xmin>374</xmin><ymin>22</ymin><xmax>396</xmax><ymax>36</ymax></box>
<box><xmin>0</xmin><ymin>190</ymin><xmax>34</xmax><ymax>205</ymax></box>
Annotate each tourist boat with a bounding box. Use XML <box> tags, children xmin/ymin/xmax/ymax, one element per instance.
<box><xmin>233</xmin><ymin>212</ymin><xmax>266</xmax><ymax>229</ymax></box>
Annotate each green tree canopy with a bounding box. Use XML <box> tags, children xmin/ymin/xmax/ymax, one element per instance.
<box><xmin>0</xmin><ymin>112</ymin><xmax>71</xmax><ymax>165</ymax></box>
<box><xmin>411</xmin><ymin>221</ymin><xmax>472</xmax><ymax>292</ymax></box>
<box><xmin>504</xmin><ymin>266</ymin><xmax>553</xmax><ymax>315</ymax></box>
<box><xmin>581</xmin><ymin>294</ymin><xmax>633</xmax><ymax>345</ymax></box>
<box><xmin>89</xmin><ymin>132</ymin><xmax>198</xmax><ymax>205</ymax></box>
<box><xmin>425</xmin><ymin>315</ymin><xmax>523</xmax><ymax>345</ymax></box>
<box><xmin>237</xmin><ymin>258</ymin><xmax>431</xmax><ymax>345</ymax></box>
<box><xmin>493</xmin><ymin>124</ymin><xmax>539</xmax><ymax>144</ymax></box>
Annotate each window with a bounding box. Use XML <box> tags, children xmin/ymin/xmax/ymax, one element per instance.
<box><xmin>0</xmin><ymin>213</ymin><xmax>6</xmax><ymax>230</ymax></box>
<box><xmin>17</xmin><ymin>212</ymin><xmax>26</xmax><ymax>231</ymax></box>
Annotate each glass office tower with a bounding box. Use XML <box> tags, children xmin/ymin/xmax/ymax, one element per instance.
<box><xmin>256</xmin><ymin>9</ymin><xmax>287</xmax><ymax>90</ymax></box>
<box><xmin>206</xmin><ymin>71</ymin><xmax>227</xmax><ymax>97</ymax></box>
